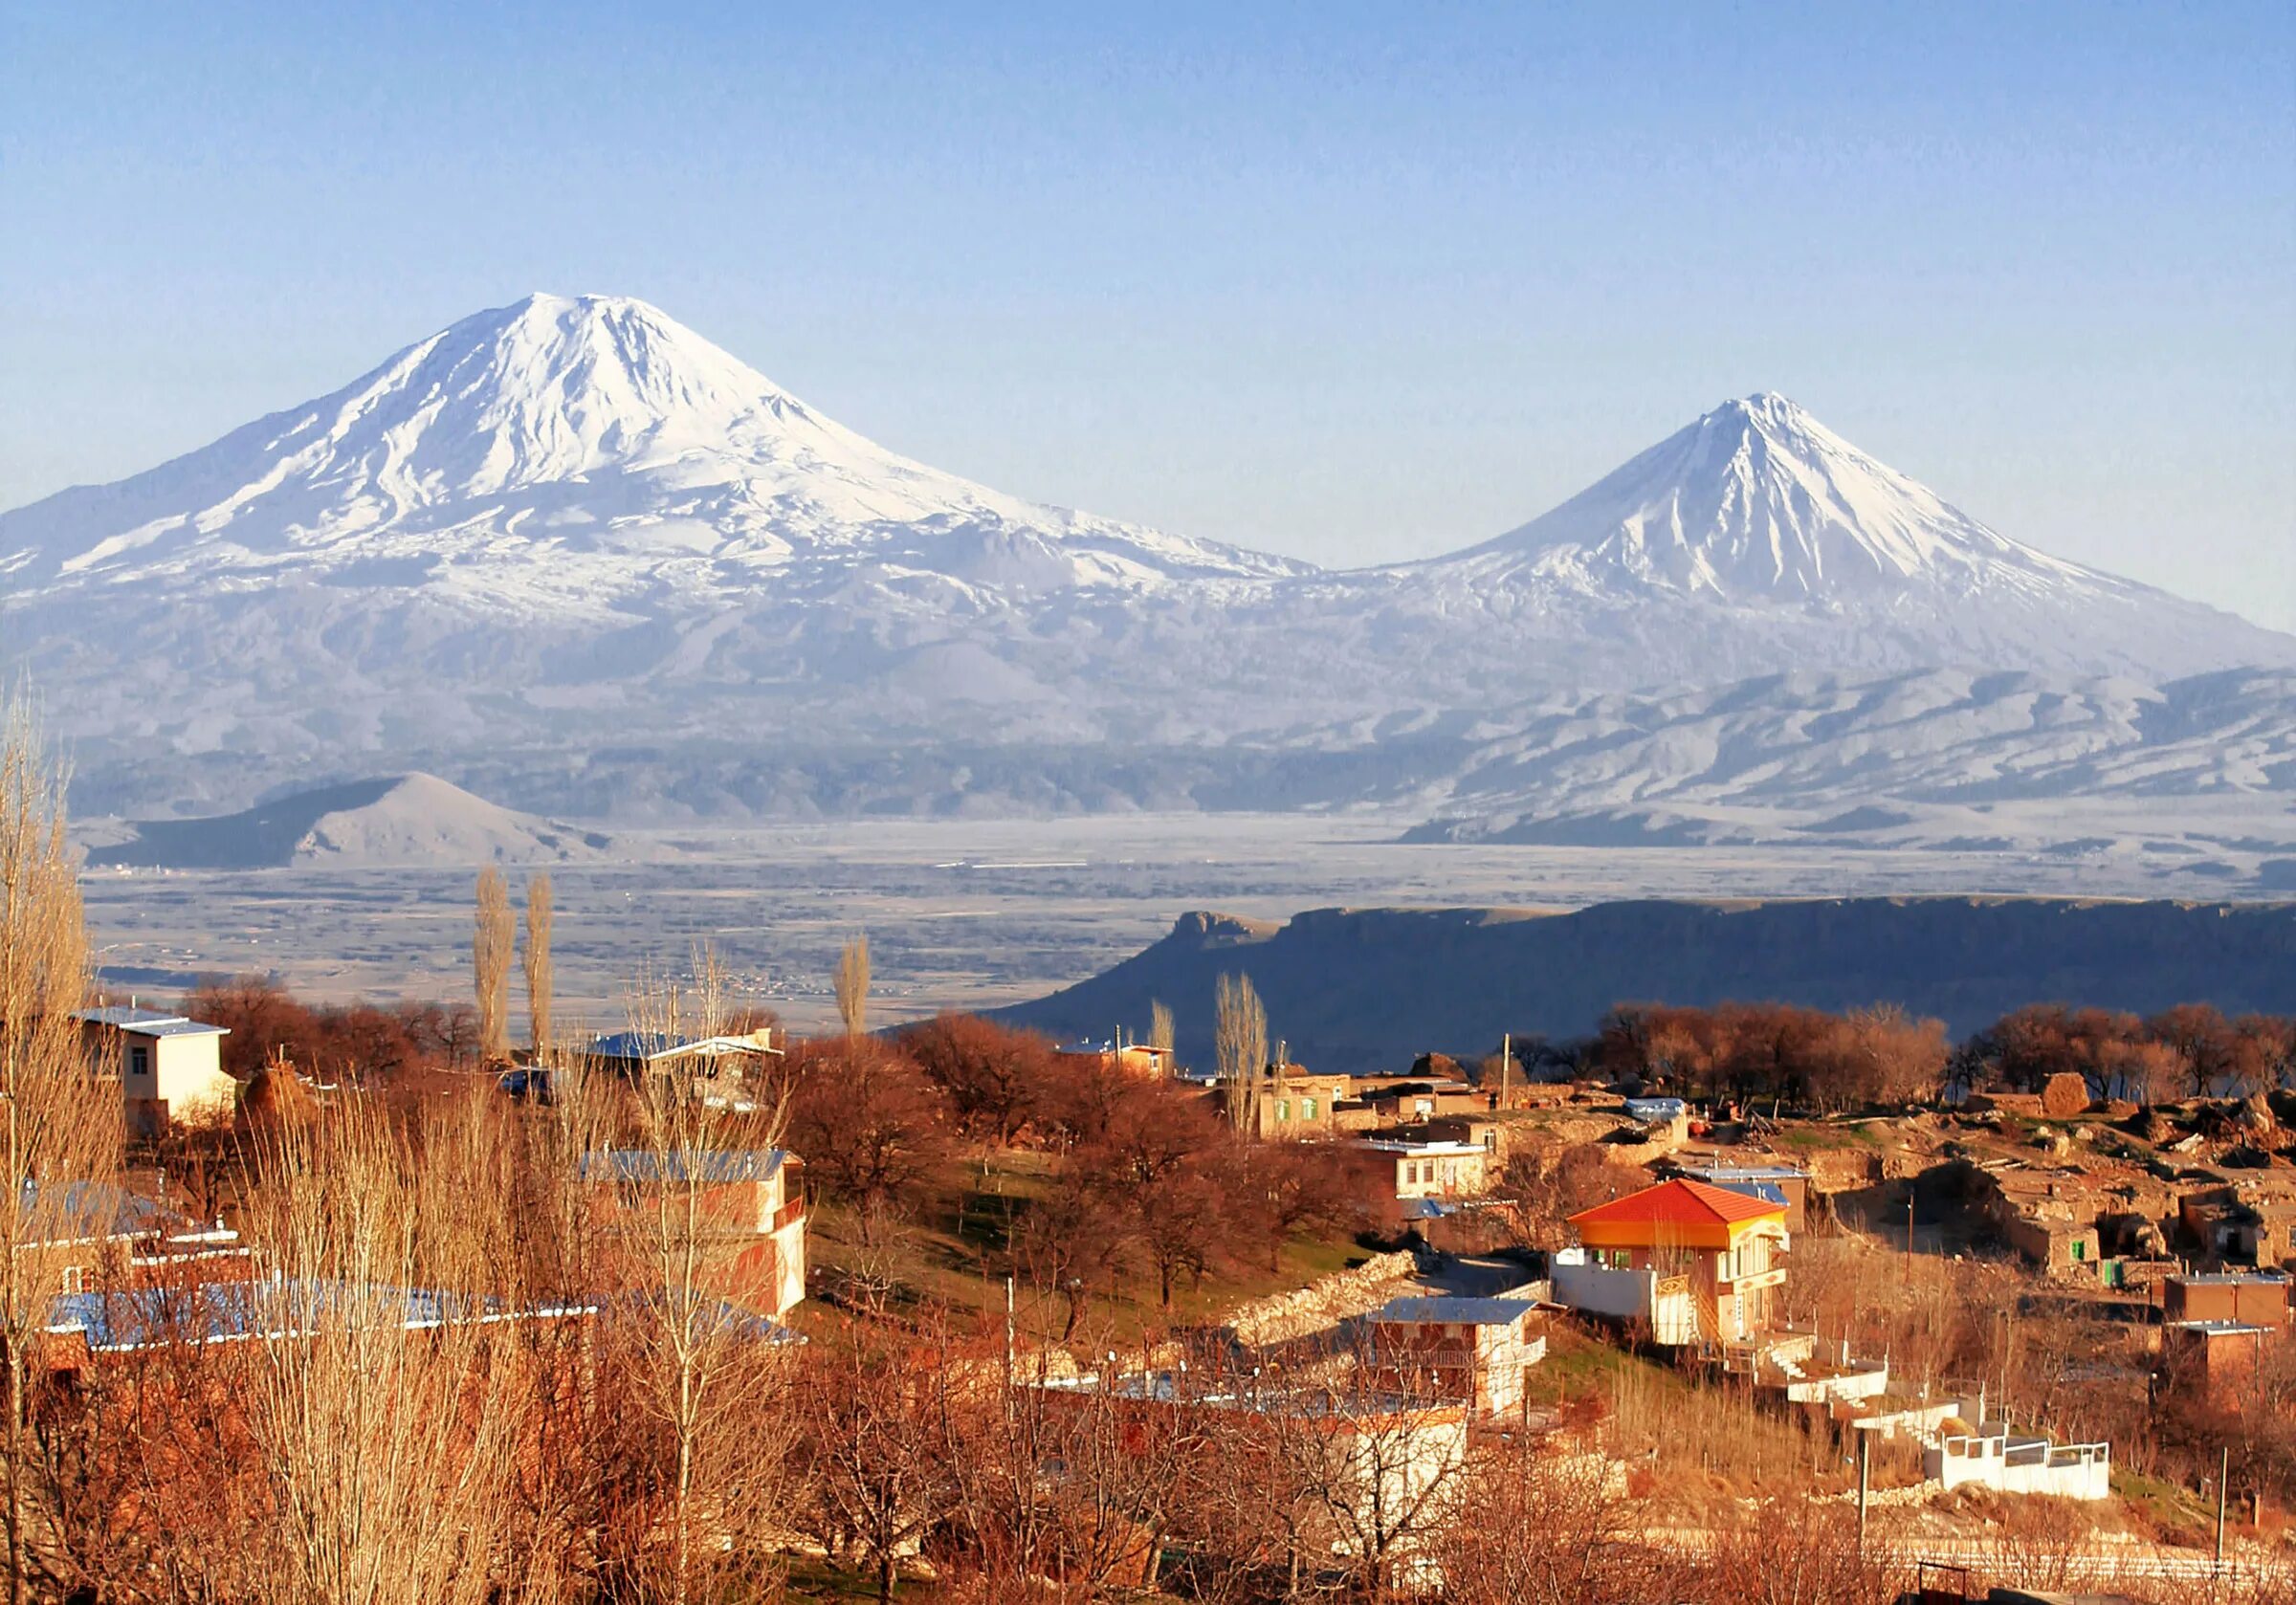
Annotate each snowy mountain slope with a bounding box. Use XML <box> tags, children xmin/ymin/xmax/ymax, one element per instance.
<box><xmin>1421</xmin><ymin>666</ymin><xmax>2296</xmax><ymax>813</ymax></box>
<box><xmin>3</xmin><ymin>294</ymin><xmax>2290</xmax><ymax>819</ymax></box>
<box><xmin>1395</xmin><ymin>666</ymin><xmax>2296</xmax><ymax>868</ymax></box>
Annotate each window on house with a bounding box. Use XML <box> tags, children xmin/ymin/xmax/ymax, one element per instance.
<box><xmin>60</xmin><ymin>1266</ymin><xmax>83</xmax><ymax>1295</ymax></box>
<box><xmin>128</xmin><ymin>1044</ymin><xmax>150</xmax><ymax>1078</ymax></box>
<box><xmin>1277</xmin><ymin>1100</ymin><xmax>1290</xmax><ymax>1122</ymax></box>
<box><xmin>1302</xmin><ymin>1098</ymin><xmax>1316</xmax><ymax>1119</ymax></box>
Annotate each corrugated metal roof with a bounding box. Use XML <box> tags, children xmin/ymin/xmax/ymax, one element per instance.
<box><xmin>2170</xmin><ymin>1319</ymin><xmax>2272</xmax><ymax>1335</ymax></box>
<box><xmin>1623</xmin><ymin>1097</ymin><xmax>1688</xmax><ymax>1122</ymax></box>
<box><xmin>72</xmin><ymin>1006</ymin><xmax>228</xmax><ymax>1037</ymax></box>
<box><xmin>1678</xmin><ymin>1164</ymin><xmax>1809</xmax><ymax>1183</ymax></box>
<box><xmin>585</xmin><ymin>1030</ymin><xmax>777</xmax><ymax>1063</ymax></box>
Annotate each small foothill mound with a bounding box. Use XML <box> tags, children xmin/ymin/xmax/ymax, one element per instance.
<box><xmin>87</xmin><ymin>773</ymin><xmax>613</xmax><ymax>869</ymax></box>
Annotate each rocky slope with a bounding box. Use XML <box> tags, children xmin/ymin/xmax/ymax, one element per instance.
<box><xmin>998</xmin><ymin>900</ymin><xmax>2296</xmax><ymax>1071</ymax></box>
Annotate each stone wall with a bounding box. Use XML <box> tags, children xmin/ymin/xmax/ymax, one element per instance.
<box><xmin>1221</xmin><ymin>1250</ymin><xmax>1421</xmax><ymax>1349</ymax></box>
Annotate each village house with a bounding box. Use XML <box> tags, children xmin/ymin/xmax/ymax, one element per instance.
<box><xmin>1219</xmin><ymin>1066</ymin><xmax>1350</xmax><ymax>1139</ymax></box>
<box><xmin>1923</xmin><ymin>1415</ymin><xmax>2111</xmax><ymax>1500</ymax></box>
<box><xmin>75</xmin><ymin>1005</ymin><xmax>236</xmax><ymax>1132</ymax></box>
<box><xmin>1366</xmin><ymin>1296</ymin><xmax>1545</xmax><ymax>1416</ymax></box>
<box><xmin>581</xmin><ymin>1147</ymin><xmax>807</xmax><ymax>1319</ymax></box>
<box><xmin>1054</xmin><ymin>1039</ymin><xmax>1173</xmax><ymax>1079</ymax></box>
<box><xmin>1345</xmin><ymin>1077</ymin><xmax>1486</xmax><ymax>1128</ymax></box>
<box><xmin>1359</xmin><ymin>1134</ymin><xmax>1490</xmax><ymax>1203</ymax></box>
<box><xmin>2178</xmin><ymin>1178</ymin><xmax>2296</xmax><ymax>1267</ymax></box>
<box><xmin>1667</xmin><ymin>1161</ymin><xmax>1813</xmax><ymax>1233</ymax></box>
<box><xmin>2161</xmin><ymin>1319</ymin><xmax>2273</xmax><ymax>1398</ymax></box>
<box><xmin>1968</xmin><ymin>1162</ymin><xmax>2106</xmax><ymax>1277</ymax></box>
<box><xmin>2157</xmin><ymin>1271</ymin><xmax>2288</xmax><ymax>1402</ymax></box>
<box><xmin>583</xmin><ymin>1027</ymin><xmax>782</xmax><ymax>1108</ymax></box>
<box><xmin>18</xmin><ymin>1183</ymin><xmax>247</xmax><ymax>1304</ymax></box>
<box><xmin>2163</xmin><ymin>1270</ymin><xmax>2290</xmax><ymax>1329</ymax></box>
<box><xmin>1555</xmin><ymin>1177</ymin><xmax>1789</xmax><ymax>1346</ymax></box>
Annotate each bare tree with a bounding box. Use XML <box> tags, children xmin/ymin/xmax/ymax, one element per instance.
<box><xmin>473</xmin><ymin>867</ymin><xmax>515</xmax><ymax>1065</ymax></box>
<box><xmin>794</xmin><ymin>1313</ymin><xmax>954</xmax><ymax>1604</ymax></box>
<box><xmin>835</xmin><ymin>934</ymin><xmax>871</xmax><ymax>1039</ymax></box>
<box><xmin>600</xmin><ymin>957</ymin><xmax>799</xmax><ymax>1605</ymax></box>
<box><xmin>1214</xmin><ymin>973</ymin><xmax>1267</xmax><ymax>1134</ymax></box>
<box><xmin>782</xmin><ymin>1038</ymin><xmax>950</xmax><ymax>1247</ymax></box>
<box><xmin>1430</xmin><ymin>1436</ymin><xmax>1693</xmax><ymax>1604</ymax></box>
<box><xmin>232</xmin><ymin>1092</ymin><xmax>533</xmax><ymax>1605</ymax></box>
<box><xmin>523</xmin><ymin>872</ymin><xmax>555</xmax><ymax>1053</ymax></box>
<box><xmin>0</xmin><ymin>699</ymin><xmax>121</xmax><ymax>1605</ymax></box>
<box><xmin>1148</xmin><ymin>998</ymin><xmax>1176</xmax><ymax>1070</ymax></box>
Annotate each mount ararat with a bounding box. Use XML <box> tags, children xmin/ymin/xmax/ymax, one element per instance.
<box><xmin>7</xmin><ymin>293</ymin><xmax>2289</xmax><ymax>832</ymax></box>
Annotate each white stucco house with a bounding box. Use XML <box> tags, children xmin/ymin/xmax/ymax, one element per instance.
<box><xmin>75</xmin><ymin>1007</ymin><xmax>236</xmax><ymax>1131</ymax></box>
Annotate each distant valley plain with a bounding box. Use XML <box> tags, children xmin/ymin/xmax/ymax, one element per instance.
<box><xmin>78</xmin><ymin>811</ymin><xmax>2294</xmax><ymax>1043</ymax></box>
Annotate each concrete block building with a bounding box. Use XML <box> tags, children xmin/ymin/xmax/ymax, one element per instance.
<box><xmin>75</xmin><ymin>1006</ymin><xmax>235</xmax><ymax>1131</ymax></box>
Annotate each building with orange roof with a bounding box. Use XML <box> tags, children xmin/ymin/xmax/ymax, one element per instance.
<box><xmin>1555</xmin><ymin>1177</ymin><xmax>1789</xmax><ymax>1345</ymax></box>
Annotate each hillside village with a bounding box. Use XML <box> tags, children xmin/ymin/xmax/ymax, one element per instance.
<box><xmin>28</xmin><ymin>852</ymin><xmax>2296</xmax><ymax>1604</ymax></box>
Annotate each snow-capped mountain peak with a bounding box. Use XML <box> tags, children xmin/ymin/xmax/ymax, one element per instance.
<box><xmin>1</xmin><ymin>292</ymin><xmax>1303</xmax><ymax>606</ymax></box>
<box><xmin>1444</xmin><ymin>390</ymin><xmax>2102</xmax><ymax>604</ymax></box>
<box><xmin>316</xmin><ymin>291</ymin><xmax>835</xmax><ymax>493</ymax></box>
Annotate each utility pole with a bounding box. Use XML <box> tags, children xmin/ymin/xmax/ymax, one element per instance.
<box><xmin>1905</xmin><ymin>1182</ymin><xmax>1916</xmax><ymax>1284</ymax></box>
<box><xmin>1855</xmin><ymin>1429</ymin><xmax>1870</xmax><ymax>1558</ymax></box>
<box><xmin>2218</xmin><ymin>1444</ymin><xmax>2230</xmax><ymax>1575</ymax></box>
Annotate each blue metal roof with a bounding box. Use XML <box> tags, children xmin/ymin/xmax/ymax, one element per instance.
<box><xmin>580</xmin><ymin>1149</ymin><xmax>789</xmax><ymax>1184</ymax></box>
<box><xmin>586</xmin><ymin>1030</ymin><xmax>700</xmax><ymax>1062</ymax></box>
<box><xmin>44</xmin><ymin>1278</ymin><xmax>596</xmax><ymax>1352</ymax></box>
<box><xmin>20</xmin><ymin>1180</ymin><xmax>166</xmax><ymax>1241</ymax></box>
<box><xmin>49</xmin><ymin>1281</ymin><xmax>795</xmax><ymax>1353</ymax></box>
<box><xmin>1374</xmin><ymin>1296</ymin><xmax>1535</xmax><ymax>1326</ymax></box>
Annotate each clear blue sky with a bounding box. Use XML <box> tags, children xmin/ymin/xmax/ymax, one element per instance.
<box><xmin>6</xmin><ymin>2</ymin><xmax>2292</xmax><ymax>627</ymax></box>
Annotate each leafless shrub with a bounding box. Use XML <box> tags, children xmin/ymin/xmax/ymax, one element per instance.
<box><xmin>0</xmin><ymin>698</ymin><xmax>122</xmax><ymax>1605</ymax></box>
